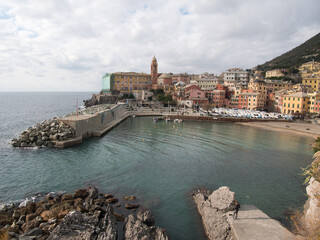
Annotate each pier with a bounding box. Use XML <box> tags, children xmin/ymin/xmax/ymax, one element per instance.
<box><xmin>228</xmin><ymin>205</ymin><xmax>295</xmax><ymax>240</ymax></box>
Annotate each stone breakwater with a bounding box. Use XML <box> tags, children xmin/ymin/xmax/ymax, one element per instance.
<box><xmin>11</xmin><ymin>119</ymin><xmax>75</xmax><ymax>148</ymax></box>
<box><xmin>192</xmin><ymin>186</ymin><xmax>236</xmax><ymax>240</ymax></box>
<box><xmin>0</xmin><ymin>186</ymin><xmax>169</xmax><ymax>240</ymax></box>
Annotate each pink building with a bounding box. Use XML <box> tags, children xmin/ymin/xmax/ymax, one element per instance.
<box><xmin>189</xmin><ymin>89</ymin><xmax>208</xmax><ymax>106</ymax></box>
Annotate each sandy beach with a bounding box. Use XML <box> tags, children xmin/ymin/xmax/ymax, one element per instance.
<box><xmin>237</xmin><ymin>121</ymin><xmax>320</xmax><ymax>139</ymax></box>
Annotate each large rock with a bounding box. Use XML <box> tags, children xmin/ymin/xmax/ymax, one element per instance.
<box><xmin>193</xmin><ymin>187</ymin><xmax>235</xmax><ymax>240</ymax></box>
<box><xmin>137</xmin><ymin>209</ymin><xmax>155</xmax><ymax>226</ymax></box>
<box><xmin>209</xmin><ymin>186</ymin><xmax>235</xmax><ymax>211</ymax></box>
<box><xmin>124</xmin><ymin>211</ymin><xmax>169</xmax><ymax>240</ymax></box>
<box><xmin>47</xmin><ymin>206</ymin><xmax>117</xmax><ymax>240</ymax></box>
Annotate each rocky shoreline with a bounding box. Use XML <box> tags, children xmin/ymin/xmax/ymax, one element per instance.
<box><xmin>0</xmin><ymin>186</ymin><xmax>169</xmax><ymax>240</ymax></box>
<box><xmin>10</xmin><ymin>118</ymin><xmax>75</xmax><ymax>148</ymax></box>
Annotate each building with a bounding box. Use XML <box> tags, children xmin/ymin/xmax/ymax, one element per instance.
<box><xmin>101</xmin><ymin>73</ymin><xmax>112</xmax><ymax>94</ymax></box>
<box><xmin>223</xmin><ymin>68</ymin><xmax>249</xmax><ymax>90</ymax></box>
<box><xmin>151</xmin><ymin>56</ymin><xmax>158</xmax><ymax>89</ymax></box>
<box><xmin>238</xmin><ymin>90</ymin><xmax>265</xmax><ymax>110</ymax></box>
<box><xmin>299</xmin><ymin>61</ymin><xmax>320</xmax><ymax>92</ymax></box>
<box><xmin>172</xmin><ymin>73</ymin><xmax>190</xmax><ymax>84</ymax></box>
<box><xmin>314</xmin><ymin>100</ymin><xmax>320</xmax><ymax>113</ymax></box>
<box><xmin>157</xmin><ymin>73</ymin><xmax>172</xmax><ymax>88</ymax></box>
<box><xmin>210</xmin><ymin>90</ymin><xmax>226</xmax><ymax>108</ymax></box>
<box><xmin>308</xmin><ymin>92</ymin><xmax>320</xmax><ymax>113</ymax></box>
<box><xmin>110</xmin><ymin>72</ymin><xmax>152</xmax><ymax>93</ymax></box>
<box><xmin>196</xmin><ymin>77</ymin><xmax>223</xmax><ymax>91</ymax></box>
<box><xmin>265</xmin><ymin>69</ymin><xmax>285</xmax><ymax>78</ymax></box>
<box><xmin>189</xmin><ymin>89</ymin><xmax>209</xmax><ymax>106</ymax></box>
<box><xmin>282</xmin><ymin>92</ymin><xmax>309</xmax><ymax>114</ymax></box>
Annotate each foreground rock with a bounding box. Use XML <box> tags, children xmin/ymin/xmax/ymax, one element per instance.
<box><xmin>193</xmin><ymin>186</ymin><xmax>235</xmax><ymax>240</ymax></box>
<box><xmin>124</xmin><ymin>209</ymin><xmax>169</xmax><ymax>240</ymax></box>
<box><xmin>11</xmin><ymin>119</ymin><xmax>75</xmax><ymax>148</ymax></box>
<box><xmin>0</xmin><ymin>186</ymin><xmax>169</xmax><ymax>240</ymax></box>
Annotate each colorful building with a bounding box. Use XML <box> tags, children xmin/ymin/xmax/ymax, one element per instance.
<box><xmin>299</xmin><ymin>61</ymin><xmax>320</xmax><ymax>92</ymax></box>
<box><xmin>282</xmin><ymin>92</ymin><xmax>309</xmax><ymax>114</ymax></box>
<box><xmin>189</xmin><ymin>89</ymin><xmax>209</xmax><ymax>106</ymax></box>
<box><xmin>238</xmin><ymin>90</ymin><xmax>264</xmax><ymax>110</ymax></box>
<box><xmin>265</xmin><ymin>69</ymin><xmax>284</xmax><ymax>78</ymax></box>
<box><xmin>110</xmin><ymin>72</ymin><xmax>152</xmax><ymax>93</ymax></box>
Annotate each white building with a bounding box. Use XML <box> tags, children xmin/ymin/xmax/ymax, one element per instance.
<box><xmin>223</xmin><ymin>68</ymin><xmax>249</xmax><ymax>90</ymax></box>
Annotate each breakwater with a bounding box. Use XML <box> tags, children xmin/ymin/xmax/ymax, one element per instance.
<box><xmin>11</xmin><ymin>102</ymin><xmax>291</xmax><ymax>149</ymax></box>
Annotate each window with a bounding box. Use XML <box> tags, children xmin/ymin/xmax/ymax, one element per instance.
<box><xmin>292</xmin><ymin>104</ymin><xmax>294</xmax><ymax>108</ymax></box>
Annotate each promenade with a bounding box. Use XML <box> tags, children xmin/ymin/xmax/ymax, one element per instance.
<box><xmin>228</xmin><ymin>205</ymin><xmax>295</xmax><ymax>240</ymax></box>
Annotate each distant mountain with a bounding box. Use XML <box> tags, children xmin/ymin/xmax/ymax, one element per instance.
<box><xmin>256</xmin><ymin>32</ymin><xmax>320</xmax><ymax>71</ymax></box>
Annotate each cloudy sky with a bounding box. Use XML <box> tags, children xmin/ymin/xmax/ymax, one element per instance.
<box><xmin>0</xmin><ymin>0</ymin><xmax>319</xmax><ymax>92</ymax></box>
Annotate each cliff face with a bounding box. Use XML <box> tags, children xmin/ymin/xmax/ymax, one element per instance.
<box><xmin>304</xmin><ymin>177</ymin><xmax>320</xmax><ymax>229</ymax></box>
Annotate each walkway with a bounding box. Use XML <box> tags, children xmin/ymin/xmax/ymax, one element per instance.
<box><xmin>228</xmin><ymin>205</ymin><xmax>295</xmax><ymax>240</ymax></box>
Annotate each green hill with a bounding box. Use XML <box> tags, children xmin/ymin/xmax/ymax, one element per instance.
<box><xmin>256</xmin><ymin>32</ymin><xmax>320</xmax><ymax>71</ymax></box>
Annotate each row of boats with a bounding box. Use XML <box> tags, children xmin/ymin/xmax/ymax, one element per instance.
<box><xmin>153</xmin><ymin>117</ymin><xmax>183</xmax><ymax>123</ymax></box>
<box><xmin>201</xmin><ymin>108</ymin><xmax>292</xmax><ymax>120</ymax></box>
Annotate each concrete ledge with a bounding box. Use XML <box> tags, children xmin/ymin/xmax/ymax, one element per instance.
<box><xmin>227</xmin><ymin>205</ymin><xmax>295</xmax><ymax>240</ymax></box>
<box><xmin>55</xmin><ymin>136</ymin><xmax>83</xmax><ymax>149</ymax></box>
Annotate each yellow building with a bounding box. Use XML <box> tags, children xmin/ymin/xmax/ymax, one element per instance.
<box><xmin>281</xmin><ymin>92</ymin><xmax>320</xmax><ymax>114</ymax></box>
<box><xmin>308</xmin><ymin>92</ymin><xmax>320</xmax><ymax>113</ymax></box>
<box><xmin>299</xmin><ymin>61</ymin><xmax>320</xmax><ymax>92</ymax></box>
<box><xmin>111</xmin><ymin>72</ymin><xmax>152</xmax><ymax>93</ymax></box>
<box><xmin>266</xmin><ymin>69</ymin><xmax>284</xmax><ymax>78</ymax></box>
<box><xmin>282</xmin><ymin>92</ymin><xmax>309</xmax><ymax>114</ymax></box>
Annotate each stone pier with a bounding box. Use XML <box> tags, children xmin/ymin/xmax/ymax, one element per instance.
<box><xmin>228</xmin><ymin>205</ymin><xmax>295</xmax><ymax>240</ymax></box>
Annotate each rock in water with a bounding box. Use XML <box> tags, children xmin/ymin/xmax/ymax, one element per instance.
<box><xmin>193</xmin><ymin>186</ymin><xmax>235</xmax><ymax>240</ymax></box>
<box><xmin>124</xmin><ymin>210</ymin><xmax>169</xmax><ymax>240</ymax></box>
<box><xmin>209</xmin><ymin>186</ymin><xmax>235</xmax><ymax>211</ymax></box>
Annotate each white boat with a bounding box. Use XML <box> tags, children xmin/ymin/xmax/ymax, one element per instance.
<box><xmin>174</xmin><ymin>119</ymin><xmax>182</xmax><ymax>123</ymax></box>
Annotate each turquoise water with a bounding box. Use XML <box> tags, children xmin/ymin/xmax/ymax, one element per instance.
<box><xmin>0</xmin><ymin>93</ymin><xmax>314</xmax><ymax>240</ymax></box>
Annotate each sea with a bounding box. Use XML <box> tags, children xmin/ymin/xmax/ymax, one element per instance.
<box><xmin>0</xmin><ymin>92</ymin><xmax>314</xmax><ymax>240</ymax></box>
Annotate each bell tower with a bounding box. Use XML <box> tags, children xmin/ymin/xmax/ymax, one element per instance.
<box><xmin>151</xmin><ymin>55</ymin><xmax>158</xmax><ymax>89</ymax></box>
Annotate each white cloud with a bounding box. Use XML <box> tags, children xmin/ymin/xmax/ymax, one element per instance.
<box><xmin>0</xmin><ymin>0</ymin><xmax>319</xmax><ymax>91</ymax></box>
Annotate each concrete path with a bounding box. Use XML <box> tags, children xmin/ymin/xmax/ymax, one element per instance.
<box><xmin>228</xmin><ymin>205</ymin><xmax>296</xmax><ymax>240</ymax></box>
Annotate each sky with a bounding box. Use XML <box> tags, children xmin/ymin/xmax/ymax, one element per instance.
<box><xmin>0</xmin><ymin>0</ymin><xmax>319</xmax><ymax>92</ymax></box>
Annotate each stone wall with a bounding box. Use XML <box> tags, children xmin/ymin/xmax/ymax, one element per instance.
<box><xmin>60</xmin><ymin>104</ymin><xmax>128</xmax><ymax>139</ymax></box>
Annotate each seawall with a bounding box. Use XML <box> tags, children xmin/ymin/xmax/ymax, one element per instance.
<box><xmin>55</xmin><ymin>105</ymin><xmax>290</xmax><ymax>148</ymax></box>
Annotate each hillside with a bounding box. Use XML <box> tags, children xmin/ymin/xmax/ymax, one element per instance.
<box><xmin>256</xmin><ymin>32</ymin><xmax>320</xmax><ymax>71</ymax></box>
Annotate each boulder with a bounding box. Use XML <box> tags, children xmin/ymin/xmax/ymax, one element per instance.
<box><xmin>0</xmin><ymin>212</ymin><xmax>13</xmax><ymax>227</ymax></box>
<box><xmin>61</xmin><ymin>194</ymin><xmax>73</xmax><ymax>201</ymax></box>
<box><xmin>125</xmin><ymin>204</ymin><xmax>140</xmax><ymax>209</ymax></box>
<box><xmin>47</xmin><ymin>206</ymin><xmax>117</xmax><ymax>240</ymax></box>
<box><xmin>113</xmin><ymin>212</ymin><xmax>125</xmax><ymax>222</ymax></box>
<box><xmin>193</xmin><ymin>187</ymin><xmax>235</xmax><ymax>240</ymax></box>
<box><xmin>137</xmin><ymin>209</ymin><xmax>155</xmax><ymax>226</ymax></box>
<box><xmin>209</xmin><ymin>186</ymin><xmax>235</xmax><ymax>211</ymax></box>
<box><xmin>124</xmin><ymin>214</ymin><xmax>169</xmax><ymax>240</ymax></box>
<box><xmin>104</xmin><ymin>194</ymin><xmax>114</xmax><ymax>199</ymax></box>
<box><xmin>22</xmin><ymin>219</ymin><xmax>40</xmax><ymax>233</ymax></box>
<box><xmin>74</xmin><ymin>189</ymin><xmax>88</xmax><ymax>199</ymax></box>
<box><xmin>105</xmin><ymin>198</ymin><xmax>119</xmax><ymax>205</ymax></box>
<box><xmin>123</xmin><ymin>195</ymin><xmax>136</xmax><ymax>201</ymax></box>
